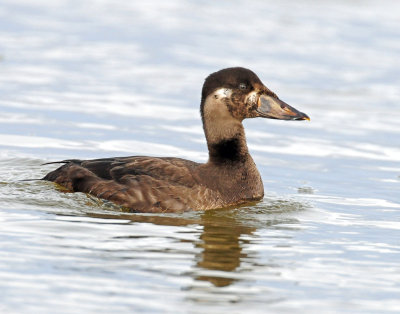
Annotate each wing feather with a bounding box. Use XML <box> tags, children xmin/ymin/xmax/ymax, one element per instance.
<box><xmin>43</xmin><ymin>156</ymin><xmax>204</xmax><ymax>212</ymax></box>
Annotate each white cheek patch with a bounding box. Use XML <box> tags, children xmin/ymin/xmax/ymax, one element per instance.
<box><xmin>214</xmin><ymin>88</ymin><xmax>232</xmax><ymax>99</ymax></box>
<box><xmin>246</xmin><ymin>91</ymin><xmax>258</xmax><ymax>105</ymax></box>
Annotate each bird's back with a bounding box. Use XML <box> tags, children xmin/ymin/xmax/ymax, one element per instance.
<box><xmin>43</xmin><ymin>156</ymin><xmax>222</xmax><ymax>212</ymax></box>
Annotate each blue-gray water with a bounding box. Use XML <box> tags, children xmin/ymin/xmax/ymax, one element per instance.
<box><xmin>1</xmin><ymin>1</ymin><xmax>399</xmax><ymax>313</ymax></box>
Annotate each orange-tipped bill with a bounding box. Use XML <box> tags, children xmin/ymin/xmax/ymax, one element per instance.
<box><xmin>256</xmin><ymin>95</ymin><xmax>310</xmax><ymax>121</ymax></box>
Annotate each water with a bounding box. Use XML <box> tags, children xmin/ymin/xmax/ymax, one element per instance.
<box><xmin>1</xmin><ymin>0</ymin><xmax>400</xmax><ymax>313</ymax></box>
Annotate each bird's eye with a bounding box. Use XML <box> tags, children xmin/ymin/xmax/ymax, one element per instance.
<box><xmin>239</xmin><ymin>83</ymin><xmax>247</xmax><ymax>90</ymax></box>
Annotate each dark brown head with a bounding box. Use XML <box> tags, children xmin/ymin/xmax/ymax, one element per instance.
<box><xmin>200</xmin><ymin>67</ymin><xmax>309</xmax><ymax>122</ymax></box>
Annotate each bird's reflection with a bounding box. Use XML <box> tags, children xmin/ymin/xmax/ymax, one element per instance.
<box><xmin>194</xmin><ymin>209</ymin><xmax>255</xmax><ymax>287</ymax></box>
<box><xmin>82</xmin><ymin>197</ymin><xmax>304</xmax><ymax>288</ymax></box>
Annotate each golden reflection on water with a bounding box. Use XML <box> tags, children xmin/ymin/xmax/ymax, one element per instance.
<box><xmin>194</xmin><ymin>210</ymin><xmax>255</xmax><ymax>287</ymax></box>
<box><xmin>85</xmin><ymin>198</ymin><xmax>304</xmax><ymax>288</ymax></box>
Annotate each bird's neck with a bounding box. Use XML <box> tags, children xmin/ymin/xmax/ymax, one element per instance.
<box><xmin>200</xmin><ymin>113</ymin><xmax>264</xmax><ymax>203</ymax></box>
<box><xmin>203</xmin><ymin>115</ymin><xmax>250</xmax><ymax>165</ymax></box>
<box><xmin>199</xmin><ymin>97</ymin><xmax>264</xmax><ymax>202</ymax></box>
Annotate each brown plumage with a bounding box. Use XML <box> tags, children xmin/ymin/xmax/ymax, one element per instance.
<box><xmin>43</xmin><ymin>67</ymin><xmax>309</xmax><ymax>212</ymax></box>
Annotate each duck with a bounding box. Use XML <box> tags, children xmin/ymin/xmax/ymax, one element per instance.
<box><xmin>43</xmin><ymin>67</ymin><xmax>309</xmax><ymax>212</ymax></box>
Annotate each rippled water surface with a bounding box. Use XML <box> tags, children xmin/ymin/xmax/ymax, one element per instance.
<box><xmin>1</xmin><ymin>1</ymin><xmax>400</xmax><ymax>313</ymax></box>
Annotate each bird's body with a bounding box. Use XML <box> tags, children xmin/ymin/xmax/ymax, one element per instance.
<box><xmin>44</xmin><ymin>67</ymin><xmax>309</xmax><ymax>212</ymax></box>
<box><xmin>44</xmin><ymin>154</ymin><xmax>263</xmax><ymax>212</ymax></box>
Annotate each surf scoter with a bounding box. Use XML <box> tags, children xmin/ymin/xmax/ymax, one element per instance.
<box><xmin>44</xmin><ymin>67</ymin><xmax>309</xmax><ymax>212</ymax></box>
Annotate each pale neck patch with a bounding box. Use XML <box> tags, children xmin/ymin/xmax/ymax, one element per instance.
<box><xmin>202</xmin><ymin>91</ymin><xmax>244</xmax><ymax>145</ymax></box>
<box><xmin>213</xmin><ymin>88</ymin><xmax>232</xmax><ymax>100</ymax></box>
